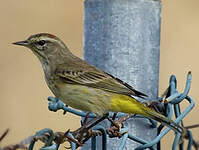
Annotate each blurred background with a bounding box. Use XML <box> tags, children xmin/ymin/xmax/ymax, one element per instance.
<box><xmin>0</xmin><ymin>0</ymin><xmax>198</xmax><ymax>149</ymax></box>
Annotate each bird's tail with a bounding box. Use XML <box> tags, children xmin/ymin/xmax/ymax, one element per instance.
<box><xmin>140</xmin><ymin>104</ymin><xmax>187</xmax><ymax>137</ymax></box>
<box><xmin>111</xmin><ymin>95</ymin><xmax>186</xmax><ymax>136</ymax></box>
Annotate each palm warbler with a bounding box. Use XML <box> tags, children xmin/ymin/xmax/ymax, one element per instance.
<box><xmin>13</xmin><ymin>33</ymin><xmax>182</xmax><ymax>132</ymax></box>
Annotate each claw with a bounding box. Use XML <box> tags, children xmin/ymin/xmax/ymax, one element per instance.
<box><xmin>81</xmin><ymin>112</ymin><xmax>91</xmax><ymax>126</ymax></box>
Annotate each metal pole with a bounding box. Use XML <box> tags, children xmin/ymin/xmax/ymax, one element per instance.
<box><xmin>82</xmin><ymin>0</ymin><xmax>161</xmax><ymax>149</ymax></box>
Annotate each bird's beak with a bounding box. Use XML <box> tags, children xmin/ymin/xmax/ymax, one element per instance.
<box><xmin>12</xmin><ymin>40</ymin><xmax>29</xmax><ymax>46</ymax></box>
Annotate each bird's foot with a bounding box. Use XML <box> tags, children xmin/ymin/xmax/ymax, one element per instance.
<box><xmin>107</xmin><ymin>126</ymin><xmax>122</xmax><ymax>138</ymax></box>
<box><xmin>106</xmin><ymin>114</ymin><xmax>130</xmax><ymax>138</ymax></box>
<box><xmin>72</xmin><ymin>114</ymin><xmax>108</xmax><ymax>145</ymax></box>
<box><xmin>147</xmin><ymin>101</ymin><xmax>162</xmax><ymax>113</ymax></box>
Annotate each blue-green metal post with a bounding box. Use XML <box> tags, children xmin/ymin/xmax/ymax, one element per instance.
<box><xmin>82</xmin><ymin>0</ymin><xmax>161</xmax><ymax>149</ymax></box>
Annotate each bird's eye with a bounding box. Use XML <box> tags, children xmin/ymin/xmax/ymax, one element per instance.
<box><xmin>37</xmin><ymin>40</ymin><xmax>46</xmax><ymax>46</ymax></box>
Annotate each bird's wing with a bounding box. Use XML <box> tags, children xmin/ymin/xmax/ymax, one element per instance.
<box><xmin>55</xmin><ymin>66</ymin><xmax>147</xmax><ymax>98</ymax></box>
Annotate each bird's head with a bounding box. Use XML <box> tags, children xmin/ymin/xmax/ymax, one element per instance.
<box><xmin>13</xmin><ymin>33</ymin><xmax>68</xmax><ymax>63</ymax></box>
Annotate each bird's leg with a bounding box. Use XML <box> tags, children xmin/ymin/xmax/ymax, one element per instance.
<box><xmin>76</xmin><ymin>114</ymin><xmax>109</xmax><ymax>146</ymax></box>
<box><xmin>86</xmin><ymin>113</ymin><xmax>109</xmax><ymax>130</ymax></box>
<box><xmin>107</xmin><ymin>117</ymin><xmax>120</xmax><ymax>129</ymax></box>
<box><xmin>76</xmin><ymin>112</ymin><xmax>98</xmax><ymax>141</ymax></box>
<box><xmin>112</xmin><ymin>112</ymin><xmax>117</xmax><ymax>121</ymax></box>
<box><xmin>146</xmin><ymin>87</ymin><xmax>170</xmax><ymax>114</ymax></box>
<box><xmin>143</xmin><ymin>86</ymin><xmax>170</xmax><ymax>115</ymax></box>
<box><xmin>81</xmin><ymin>112</ymin><xmax>91</xmax><ymax>126</ymax></box>
<box><xmin>72</xmin><ymin>114</ymin><xmax>109</xmax><ymax>145</ymax></box>
<box><xmin>106</xmin><ymin>112</ymin><xmax>120</xmax><ymax>131</ymax></box>
<box><xmin>147</xmin><ymin>101</ymin><xmax>162</xmax><ymax>113</ymax></box>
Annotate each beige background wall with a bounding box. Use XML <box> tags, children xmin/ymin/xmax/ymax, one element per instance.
<box><xmin>0</xmin><ymin>0</ymin><xmax>198</xmax><ymax>149</ymax></box>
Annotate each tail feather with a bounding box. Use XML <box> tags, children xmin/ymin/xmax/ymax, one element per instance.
<box><xmin>142</xmin><ymin>106</ymin><xmax>184</xmax><ymax>134</ymax></box>
<box><xmin>111</xmin><ymin>95</ymin><xmax>186</xmax><ymax>136</ymax></box>
<box><xmin>144</xmin><ymin>108</ymin><xmax>188</xmax><ymax>143</ymax></box>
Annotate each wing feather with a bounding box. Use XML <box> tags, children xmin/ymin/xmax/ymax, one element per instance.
<box><xmin>55</xmin><ymin>67</ymin><xmax>147</xmax><ymax>98</ymax></box>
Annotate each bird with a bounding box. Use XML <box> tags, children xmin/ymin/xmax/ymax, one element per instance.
<box><xmin>13</xmin><ymin>33</ymin><xmax>183</xmax><ymax>133</ymax></box>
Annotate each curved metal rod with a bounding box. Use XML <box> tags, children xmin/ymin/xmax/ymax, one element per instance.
<box><xmin>67</xmin><ymin>132</ymin><xmax>76</xmax><ymax>150</ymax></box>
<box><xmin>28</xmin><ymin>128</ymin><xmax>54</xmax><ymax>150</ymax></box>
<box><xmin>170</xmin><ymin>72</ymin><xmax>192</xmax><ymax>104</ymax></box>
<box><xmin>41</xmin><ymin>73</ymin><xmax>194</xmax><ymax>150</ymax></box>
<box><xmin>135</xmin><ymin>96</ymin><xmax>194</xmax><ymax>150</ymax></box>
<box><xmin>92</xmin><ymin>126</ymin><xmax>107</xmax><ymax>150</ymax></box>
